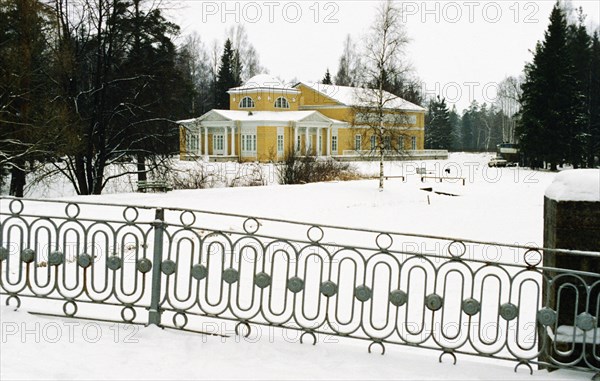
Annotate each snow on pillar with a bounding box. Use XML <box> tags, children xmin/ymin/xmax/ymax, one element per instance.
<box><xmin>541</xmin><ymin>169</ymin><xmax>600</xmax><ymax>368</ymax></box>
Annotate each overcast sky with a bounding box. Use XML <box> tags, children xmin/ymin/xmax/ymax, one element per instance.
<box><xmin>173</xmin><ymin>0</ymin><xmax>600</xmax><ymax>111</ymax></box>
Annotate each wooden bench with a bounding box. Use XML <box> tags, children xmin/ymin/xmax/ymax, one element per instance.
<box><xmin>137</xmin><ymin>180</ymin><xmax>173</xmax><ymax>193</ymax></box>
<box><xmin>383</xmin><ymin>175</ymin><xmax>406</xmax><ymax>181</ymax></box>
<box><xmin>420</xmin><ymin>175</ymin><xmax>466</xmax><ymax>186</ymax></box>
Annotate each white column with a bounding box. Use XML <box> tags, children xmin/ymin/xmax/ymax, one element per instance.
<box><xmin>294</xmin><ymin>125</ymin><xmax>298</xmax><ymax>152</ymax></box>
<box><xmin>224</xmin><ymin>126</ymin><xmax>229</xmax><ymax>156</ymax></box>
<box><xmin>315</xmin><ymin>128</ymin><xmax>320</xmax><ymax>157</ymax></box>
<box><xmin>305</xmin><ymin>127</ymin><xmax>309</xmax><ymax>154</ymax></box>
<box><xmin>231</xmin><ymin>126</ymin><xmax>236</xmax><ymax>157</ymax></box>
<box><xmin>204</xmin><ymin>127</ymin><xmax>208</xmax><ymax>156</ymax></box>
<box><xmin>326</xmin><ymin>126</ymin><xmax>331</xmax><ymax>156</ymax></box>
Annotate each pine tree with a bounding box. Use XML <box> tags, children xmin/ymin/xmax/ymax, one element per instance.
<box><xmin>215</xmin><ymin>39</ymin><xmax>240</xmax><ymax>109</ymax></box>
<box><xmin>590</xmin><ymin>32</ymin><xmax>600</xmax><ymax>166</ymax></box>
<box><xmin>322</xmin><ymin>69</ymin><xmax>332</xmax><ymax>84</ymax></box>
<box><xmin>425</xmin><ymin>96</ymin><xmax>453</xmax><ymax>149</ymax></box>
<box><xmin>518</xmin><ymin>3</ymin><xmax>584</xmax><ymax>170</ymax></box>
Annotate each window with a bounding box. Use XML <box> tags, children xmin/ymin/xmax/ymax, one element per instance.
<box><xmin>239</xmin><ymin>96</ymin><xmax>255</xmax><ymax>108</ymax></box>
<box><xmin>297</xmin><ymin>135</ymin><xmax>301</xmax><ymax>151</ymax></box>
<box><xmin>188</xmin><ymin>132</ymin><xmax>199</xmax><ymax>153</ymax></box>
<box><xmin>277</xmin><ymin>134</ymin><xmax>284</xmax><ymax>153</ymax></box>
<box><xmin>242</xmin><ymin>134</ymin><xmax>257</xmax><ymax>153</ymax></box>
<box><xmin>370</xmin><ymin>136</ymin><xmax>376</xmax><ymax>150</ymax></box>
<box><xmin>318</xmin><ymin>135</ymin><xmax>322</xmax><ymax>153</ymax></box>
<box><xmin>407</xmin><ymin>115</ymin><xmax>417</xmax><ymax>125</ymax></box>
<box><xmin>384</xmin><ymin>136</ymin><xmax>391</xmax><ymax>150</ymax></box>
<box><xmin>331</xmin><ymin>136</ymin><xmax>338</xmax><ymax>153</ymax></box>
<box><xmin>398</xmin><ymin>136</ymin><xmax>405</xmax><ymax>150</ymax></box>
<box><xmin>213</xmin><ymin>135</ymin><xmax>224</xmax><ymax>152</ymax></box>
<box><xmin>355</xmin><ymin>135</ymin><xmax>362</xmax><ymax>151</ymax></box>
<box><xmin>411</xmin><ymin>136</ymin><xmax>417</xmax><ymax>150</ymax></box>
<box><xmin>274</xmin><ymin>97</ymin><xmax>290</xmax><ymax>109</ymax></box>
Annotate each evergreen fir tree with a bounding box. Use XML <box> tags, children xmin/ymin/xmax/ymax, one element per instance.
<box><xmin>215</xmin><ymin>39</ymin><xmax>240</xmax><ymax>109</ymax></box>
<box><xmin>425</xmin><ymin>96</ymin><xmax>453</xmax><ymax>149</ymax></box>
<box><xmin>322</xmin><ymin>69</ymin><xmax>332</xmax><ymax>84</ymax></box>
<box><xmin>518</xmin><ymin>3</ymin><xmax>584</xmax><ymax>169</ymax></box>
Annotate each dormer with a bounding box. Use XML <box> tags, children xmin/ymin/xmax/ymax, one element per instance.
<box><xmin>228</xmin><ymin>74</ymin><xmax>300</xmax><ymax>111</ymax></box>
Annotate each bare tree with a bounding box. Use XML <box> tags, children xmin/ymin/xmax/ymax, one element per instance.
<box><xmin>495</xmin><ymin>75</ymin><xmax>523</xmax><ymax>143</ymax></box>
<box><xmin>227</xmin><ymin>24</ymin><xmax>266</xmax><ymax>81</ymax></box>
<box><xmin>354</xmin><ymin>0</ymin><xmax>412</xmax><ymax>191</ymax></box>
<box><xmin>335</xmin><ymin>34</ymin><xmax>363</xmax><ymax>86</ymax></box>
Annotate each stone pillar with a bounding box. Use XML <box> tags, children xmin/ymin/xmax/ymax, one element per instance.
<box><xmin>223</xmin><ymin>126</ymin><xmax>229</xmax><ymax>156</ymax></box>
<box><xmin>305</xmin><ymin>127</ymin><xmax>309</xmax><ymax>154</ymax></box>
<box><xmin>231</xmin><ymin>126</ymin><xmax>236</xmax><ymax>157</ymax></box>
<box><xmin>294</xmin><ymin>125</ymin><xmax>298</xmax><ymax>153</ymax></box>
<box><xmin>541</xmin><ymin>169</ymin><xmax>600</xmax><ymax>370</ymax></box>
<box><xmin>204</xmin><ymin>127</ymin><xmax>208</xmax><ymax>157</ymax></box>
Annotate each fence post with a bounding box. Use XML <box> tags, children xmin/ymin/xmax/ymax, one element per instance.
<box><xmin>148</xmin><ymin>208</ymin><xmax>165</xmax><ymax>326</ymax></box>
<box><xmin>541</xmin><ymin>169</ymin><xmax>600</xmax><ymax>369</ymax></box>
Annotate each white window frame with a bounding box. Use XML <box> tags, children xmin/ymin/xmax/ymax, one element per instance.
<box><xmin>355</xmin><ymin>135</ymin><xmax>362</xmax><ymax>151</ymax></box>
<box><xmin>188</xmin><ymin>132</ymin><xmax>199</xmax><ymax>153</ymax></box>
<box><xmin>411</xmin><ymin>136</ymin><xmax>417</xmax><ymax>150</ymax></box>
<box><xmin>318</xmin><ymin>135</ymin><xmax>322</xmax><ymax>153</ymax></box>
<box><xmin>297</xmin><ymin>135</ymin><xmax>301</xmax><ymax>151</ymax></box>
<box><xmin>331</xmin><ymin>135</ymin><xmax>338</xmax><ymax>154</ymax></box>
<box><xmin>398</xmin><ymin>136</ymin><xmax>405</xmax><ymax>150</ymax></box>
<box><xmin>213</xmin><ymin>134</ymin><xmax>224</xmax><ymax>153</ymax></box>
<box><xmin>384</xmin><ymin>136</ymin><xmax>391</xmax><ymax>150</ymax></box>
<box><xmin>241</xmin><ymin>134</ymin><xmax>257</xmax><ymax>155</ymax></box>
<box><xmin>274</xmin><ymin>97</ymin><xmax>290</xmax><ymax>109</ymax></box>
<box><xmin>239</xmin><ymin>96</ymin><xmax>255</xmax><ymax>109</ymax></box>
<box><xmin>277</xmin><ymin>134</ymin><xmax>284</xmax><ymax>154</ymax></box>
<box><xmin>370</xmin><ymin>135</ymin><xmax>376</xmax><ymax>150</ymax></box>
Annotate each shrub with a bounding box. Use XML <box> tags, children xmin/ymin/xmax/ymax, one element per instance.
<box><xmin>277</xmin><ymin>152</ymin><xmax>359</xmax><ymax>184</ymax></box>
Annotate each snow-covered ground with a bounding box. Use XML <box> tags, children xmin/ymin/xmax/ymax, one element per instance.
<box><xmin>1</xmin><ymin>153</ymin><xmax>597</xmax><ymax>380</ymax></box>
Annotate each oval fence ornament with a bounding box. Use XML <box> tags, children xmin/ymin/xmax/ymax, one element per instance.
<box><xmin>161</xmin><ymin>260</ymin><xmax>176</xmax><ymax>276</ymax></box>
<box><xmin>500</xmin><ymin>303</ymin><xmax>519</xmax><ymax>321</ymax></box>
<box><xmin>575</xmin><ymin>312</ymin><xmax>596</xmax><ymax>332</ymax></box>
<box><xmin>191</xmin><ymin>264</ymin><xmax>208</xmax><ymax>280</ymax></box>
<box><xmin>21</xmin><ymin>249</ymin><xmax>35</xmax><ymax>263</ymax></box>
<box><xmin>287</xmin><ymin>277</ymin><xmax>304</xmax><ymax>293</ymax></box>
<box><xmin>77</xmin><ymin>253</ymin><xmax>92</xmax><ymax>268</ymax></box>
<box><xmin>320</xmin><ymin>281</ymin><xmax>338</xmax><ymax>297</ymax></box>
<box><xmin>462</xmin><ymin>298</ymin><xmax>481</xmax><ymax>316</ymax></box>
<box><xmin>107</xmin><ymin>256</ymin><xmax>122</xmax><ymax>271</ymax></box>
<box><xmin>425</xmin><ymin>294</ymin><xmax>444</xmax><ymax>311</ymax></box>
<box><xmin>389</xmin><ymin>290</ymin><xmax>408</xmax><ymax>307</ymax></box>
<box><xmin>536</xmin><ymin>307</ymin><xmax>557</xmax><ymax>326</ymax></box>
<box><xmin>355</xmin><ymin>285</ymin><xmax>372</xmax><ymax>302</ymax></box>
<box><xmin>223</xmin><ymin>268</ymin><xmax>240</xmax><ymax>284</ymax></box>
<box><xmin>48</xmin><ymin>251</ymin><xmax>64</xmax><ymax>266</ymax></box>
<box><xmin>254</xmin><ymin>272</ymin><xmax>271</xmax><ymax>289</ymax></box>
<box><xmin>137</xmin><ymin>258</ymin><xmax>152</xmax><ymax>273</ymax></box>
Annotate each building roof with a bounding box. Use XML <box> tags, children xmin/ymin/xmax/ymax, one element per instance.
<box><xmin>297</xmin><ymin>82</ymin><xmax>426</xmax><ymax>112</ymax></box>
<box><xmin>178</xmin><ymin>110</ymin><xmax>346</xmax><ymax>126</ymax></box>
<box><xmin>228</xmin><ymin>74</ymin><xmax>299</xmax><ymax>93</ymax></box>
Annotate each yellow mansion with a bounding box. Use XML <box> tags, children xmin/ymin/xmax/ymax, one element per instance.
<box><xmin>179</xmin><ymin>74</ymin><xmax>428</xmax><ymax>162</ymax></box>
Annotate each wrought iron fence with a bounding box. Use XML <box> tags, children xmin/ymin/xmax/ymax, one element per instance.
<box><xmin>0</xmin><ymin>197</ymin><xmax>598</xmax><ymax>374</ymax></box>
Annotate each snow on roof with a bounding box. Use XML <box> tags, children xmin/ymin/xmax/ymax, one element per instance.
<box><xmin>228</xmin><ymin>74</ymin><xmax>298</xmax><ymax>92</ymax></box>
<box><xmin>298</xmin><ymin>82</ymin><xmax>426</xmax><ymax>112</ymax></box>
<box><xmin>192</xmin><ymin>109</ymin><xmax>346</xmax><ymax>124</ymax></box>
<box><xmin>545</xmin><ymin>169</ymin><xmax>600</xmax><ymax>202</ymax></box>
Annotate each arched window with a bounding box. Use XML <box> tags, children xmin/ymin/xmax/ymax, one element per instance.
<box><xmin>239</xmin><ymin>96</ymin><xmax>255</xmax><ymax>108</ymax></box>
<box><xmin>274</xmin><ymin>97</ymin><xmax>290</xmax><ymax>109</ymax></box>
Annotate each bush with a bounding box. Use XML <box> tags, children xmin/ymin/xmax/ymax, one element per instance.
<box><xmin>277</xmin><ymin>152</ymin><xmax>359</xmax><ymax>184</ymax></box>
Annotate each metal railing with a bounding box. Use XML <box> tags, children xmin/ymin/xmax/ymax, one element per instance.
<box><xmin>0</xmin><ymin>197</ymin><xmax>598</xmax><ymax>374</ymax></box>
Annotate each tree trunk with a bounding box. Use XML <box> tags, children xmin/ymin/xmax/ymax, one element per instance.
<box><xmin>137</xmin><ymin>154</ymin><xmax>147</xmax><ymax>182</ymax></box>
<box><xmin>9</xmin><ymin>165</ymin><xmax>26</xmax><ymax>198</ymax></box>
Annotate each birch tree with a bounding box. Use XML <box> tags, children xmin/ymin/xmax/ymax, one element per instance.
<box><xmin>355</xmin><ymin>0</ymin><xmax>411</xmax><ymax>191</ymax></box>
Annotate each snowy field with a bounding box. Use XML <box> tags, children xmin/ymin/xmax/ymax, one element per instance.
<box><xmin>1</xmin><ymin>153</ymin><xmax>597</xmax><ymax>380</ymax></box>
